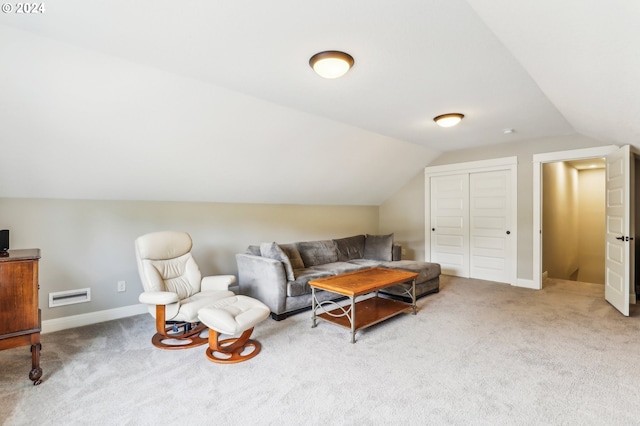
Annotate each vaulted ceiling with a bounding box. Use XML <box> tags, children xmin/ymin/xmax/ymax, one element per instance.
<box><xmin>1</xmin><ymin>1</ymin><xmax>637</xmax><ymax>205</ymax></box>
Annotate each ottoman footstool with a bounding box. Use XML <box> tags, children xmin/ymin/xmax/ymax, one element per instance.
<box><xmin>379</xmin><ymin>261</ymin><xmax>441</xmax><ymax>302</ymax></box>
<box><xmin>198</xmin><ymin>295</ymin><xmax>270</xmax><ymax>364</ymax></box>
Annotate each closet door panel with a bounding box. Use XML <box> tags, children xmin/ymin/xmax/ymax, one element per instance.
<box><xmin>430</xmin><ymin>174</ymin><xmax>469</xmax><ymax>277</ymax></box>
<box><xmin>469</xmin><ymin>170</ymin><xmax>513</xmax><ymax>283</ymax></box>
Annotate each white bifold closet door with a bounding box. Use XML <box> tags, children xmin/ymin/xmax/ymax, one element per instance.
<box><xmin>469</xmin><ymin>170</ymin><xmax>513</xmax><ymax>283</ymax></box>
<box><xmin>430</xmin><ymin>169</ymin><xmax>513</xmax><ymax>284</ymax></box>
<box><xmin>430</xmin><ymin>174</ymin><xmax>469</xmax><ymax>277</ymax></box>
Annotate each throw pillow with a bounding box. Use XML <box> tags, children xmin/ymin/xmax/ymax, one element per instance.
<box><xmin>334</xmin><ymin>235</ymin><xmax>366</xmax><ymax>261</ymax></box>
<box><xmin>363</xmin><ymin>233</ymin><xmax>394</xmax><ymax>261</ymax></box>
<box><xmin>279</xmin><ymin>243</ymin><xmax>305</xmax><ymax>270</ymax></box>
<box><xmin>260</xmin><ymin>242</ymin><xmax>296</xmax><ymax>281</ymax></box>
<box><xmin>245</xmin><ymin>245</ymin><xmax>261</xmax><ymax>256</ymax></box>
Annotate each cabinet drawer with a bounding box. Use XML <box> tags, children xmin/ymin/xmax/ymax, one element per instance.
<box><xmin>0</xmin><ymin>260</ymin><xmax>39</xmax><ymax>336</ymax></box>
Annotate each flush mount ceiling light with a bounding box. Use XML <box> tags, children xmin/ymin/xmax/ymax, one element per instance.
<box><xmin>309</xmin><ymin>51</ymin><xmax>354</xmax><ymax>79</ymax></box>
<box><xmin>434</xmin><ymin>113</ymin><xmax>464</xmax><ymax>128</ymax></box>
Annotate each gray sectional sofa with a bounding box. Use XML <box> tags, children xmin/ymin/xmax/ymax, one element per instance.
<box><xmin>235</xmin><ymin>234</ymin><xmax>441</xmax><ymax>320</ymax></box>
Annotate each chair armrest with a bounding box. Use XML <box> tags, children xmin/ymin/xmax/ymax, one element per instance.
<box><xmin>201</xmin><ymin>275</ymin><xmax>237</xmax><ymax>292</ymax></box>
<box><xmin>235</xmin><ymin>253</ymin><xmax>287</xmax><ymax>314</ymax></box>
<box><xmin>139</xmin><ymin>291</ymin><xmax>179</xmax><ymax>305</ymax></box>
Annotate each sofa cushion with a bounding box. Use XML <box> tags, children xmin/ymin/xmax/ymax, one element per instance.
<box><xmin>279</xmin><ymin>243</ymin><xmax>305</xmax><ymax>270</ymax></box>
<box><xmin>380</xmin><ymin>260</ymin><xmax>441</xmax><ymax>284</ymax></box>
<box><xmin>309</xmin><ymin>262</ymin><xmax>365</xmax><ymax>275</ymax></box>
<box><xmin>346</xmin><ymin>259</ymin><xmax>383</xmax><ymax>268</ymax></box>
<box><xmin>333</xmin><ymin>235</ymin><xmax>366</xmax><ymax>261</ymax></box>
<box><xmin>296</xmin><ymin>240</ymin><xmax>338</xmax><ymax>267</ymax></box>
<box><xmin>363</xmin><ymin>234</ymin><xmax>394</xmax><ymax>261</ymax></box>
<box><xmin>287</xmin><ymin>269</ymin><xmax>333</xmax><ymax>297</ymax></box>
<box><xmin>260</xmin><ymin>242</ymin><xmax>295</xmax><ymax>281</ymax></box>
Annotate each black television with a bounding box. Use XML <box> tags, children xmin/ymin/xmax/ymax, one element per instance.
<box><xmin>0</xmin><ymin>229</ymin><xmax>9</xmax><ymax>253</ymax></box>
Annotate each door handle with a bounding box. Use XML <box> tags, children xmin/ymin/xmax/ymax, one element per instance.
<box><xmin>616</xmin><ymin>236</ymin><xmax>625</xmax><ymax>241</ymax></box>
<box><xmin>506</xmin><ymin>231</ymin><xmax>511</xmax><ymax>235</ymax></box>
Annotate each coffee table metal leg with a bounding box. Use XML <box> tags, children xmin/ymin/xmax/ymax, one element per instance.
<box><xmin>311</xmin><ymin>287</ymin><xmax>317</xmax><ymax>328</ymax></box>
<box><xmin>411</xmin><ymin>279</ymin><xmax>417</xmax><ymax>315</ymax></box>
<box><xmin>350</xmin><ymin>296</ymin><xmax>356</xmax><ymax>343</ymax></box>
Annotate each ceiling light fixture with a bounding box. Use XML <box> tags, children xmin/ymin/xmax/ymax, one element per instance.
<box><xmin>434</xmin><ymin>113</ymin><xmax>464</xmax><ymax>128</ymax></box>
<box><xmin>309</xmin><ymin>51</ymin><xmax>354</xmax><ymax>79</ymax></box>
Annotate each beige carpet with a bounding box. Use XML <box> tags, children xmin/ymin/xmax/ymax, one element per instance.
<box><xmin>2</xmin><ymin>275</ymin><xmax>640</xmax><ymax>425</ymax></box>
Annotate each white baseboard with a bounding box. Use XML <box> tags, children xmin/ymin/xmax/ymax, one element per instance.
<box><xmin>514</xmin><ymin>278</ymin><xmax>538</xmax><ymax>290</ymax></box>
<box><xmin>42</xmin><ymin>304</ymin><xmax>148</xmax><ymax>334</ymax></box>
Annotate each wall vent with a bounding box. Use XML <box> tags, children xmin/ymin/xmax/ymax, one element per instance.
<box><xmin>49</xmin><ymin>288</ymin><xmax>91</xmax><ymax>308</ymax></box>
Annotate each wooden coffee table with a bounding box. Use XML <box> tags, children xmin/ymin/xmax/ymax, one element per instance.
<box><xmin>309</xmin><ymin>267</ymin><xmax>418</xmax><ymax>343</ymax></box>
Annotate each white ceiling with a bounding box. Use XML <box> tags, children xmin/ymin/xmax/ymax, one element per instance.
<box><xmin>567</xmin><ymin>158</ymin><xmax>606</xmax><ymax>170</ymax></box>
<box><xmin>1</xmin><ymin>0</ymin><xmax>637</xmax><ymax>205</ymax></box>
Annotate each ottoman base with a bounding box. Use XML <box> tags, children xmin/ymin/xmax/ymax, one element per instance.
<box><xmin>198</xmin><ymin>295</ymin><xmax>270</xmax><ymax>364</ymax></box>
<box><xmin>205</xmin><ymin>327</ymin><xmax>262</xmax><ymax>364</ymax></box>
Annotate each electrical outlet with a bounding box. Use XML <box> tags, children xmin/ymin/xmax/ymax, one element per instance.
<box><xmin>117</xmin><ymin>280</ymin><xmax>126</xmax><ymax>292</ymax></box>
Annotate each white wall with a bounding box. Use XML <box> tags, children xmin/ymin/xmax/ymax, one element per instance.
<box><xmin>0</xmin><ymin>25</ymin><xmax>439</xmax><ymax>206</ymax></box>
<box><xmin>1</xmin><ymin>197</ymin><xmax>378</xmax><ymax>321</ymax></box>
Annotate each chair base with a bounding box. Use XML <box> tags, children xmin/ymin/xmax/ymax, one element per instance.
<box><xmin>204</xmin><ymin>328</ymin><xmax>262</xmax><ymax>364</ymax></box>
<box><xmin>151</xmin><ymin>322</ymin><xmax>209</xmax><ymax>350</ymax></box>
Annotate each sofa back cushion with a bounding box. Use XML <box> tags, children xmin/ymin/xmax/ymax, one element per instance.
<box><xmin>363</xmin><ymin>233</ymin><xmax>394</xmax><ymax>261</ymax></box>
<box><xmin>296</xmin><ymin>240</ymin><xmax>338</xmax><ymax>267</ymax></box>
<box><xmin>333</xmin><ymin>235</ymin><xmax>366</xmax><ymax>261</ymax></box>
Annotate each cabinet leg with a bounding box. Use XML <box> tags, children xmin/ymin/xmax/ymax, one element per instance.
<box><xmin>29</xmin><ymin>342</ymin><xmax>42</xmax><ymax>385</ymax></box>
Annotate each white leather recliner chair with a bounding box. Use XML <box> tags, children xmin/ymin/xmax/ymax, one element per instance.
<box><xmin>135</xmin><ymin>231</ymin><xmax>236</xmax><ymax>350</ymax></box>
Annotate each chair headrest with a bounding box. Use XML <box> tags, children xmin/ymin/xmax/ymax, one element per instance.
<box><xmin>135</xmin><ymin>231</ymin><xmax>193</xmax><ymax>260</ymax></box>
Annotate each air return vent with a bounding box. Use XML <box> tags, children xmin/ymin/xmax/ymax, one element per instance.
<box><xmin>49</xmin><ymin>288</ymin><xmax>91</xmax><ymax>308</ymax></box>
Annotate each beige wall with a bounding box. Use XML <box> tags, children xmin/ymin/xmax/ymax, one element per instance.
<box><xmin>542</xmin><ymin>164</ymin><xmax>605</xmax><ymax>283</ymax></box>
<box><xmin>380</xmin><ymin>133</ymin><xmax>608</xmax><ymax>280</ymax></box>
<box><xmin>1</xmin><ymin>198</ymin><xmax>378</xmax><ymax>320</ymax></box>
<box><xmin>576</xmin><ymin>168</ymin><xmax>605</xmax><ymax>284</ymax></box>
<box><xmin>379</xmin><ymin>173</ymin><xmax>425</xmax><ymax>261</ymax></box>
<box><xmin>1</xmin><ymin>133</ymin><xmax>611</xmax><ymax>322</ymax></box>
<box><xmin>542</xmin><ymin>162</ymin><xmax>580</xmax><ymax>280</ymax></box>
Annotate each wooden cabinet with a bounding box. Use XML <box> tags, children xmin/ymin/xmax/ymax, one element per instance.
<box><xmin>0</xmin><ymin>249</ymin><xmax>42</xmax><ymax>385</ymax></box>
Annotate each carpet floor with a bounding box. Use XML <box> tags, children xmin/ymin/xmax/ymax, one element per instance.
<box><xmin>2</xmin><ymin>275</ymin><xmax>640</xmax><ymax>425</ymax></box>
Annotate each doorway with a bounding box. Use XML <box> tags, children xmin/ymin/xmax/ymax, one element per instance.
<box><xmin>533</xmin><ymin>145</ymin><xmax>618</xmax><ymax>289</ymax></box>
<box><xmin>533</xmin><ymin>145</ymin><xmax>640</xmax><ymax>316</ymax></box>
<box><xmin>542</xmin><ymin>159</ymin><xmax>605</xmax><ymax>285</ymax></box>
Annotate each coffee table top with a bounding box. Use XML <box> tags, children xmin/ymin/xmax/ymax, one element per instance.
<box><xmin>308</xmin><ymin>267</ymin><xmax>418</xmax><ymax>297</ymax></box>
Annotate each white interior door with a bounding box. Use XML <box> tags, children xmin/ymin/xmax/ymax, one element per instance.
<box><xmin>430</xmin><ymin>174</ymin><xmax>469</xmax><ymax>277</ymax></box>
<box><xmin>605</xmin><ymin>145</ymin><xmax>631</xmax><ymax>316</ymax></box>
<box><xmin>470</xmin><ymin>170</ymin><xmax>513</xmax><ymax>283</ymax></box>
